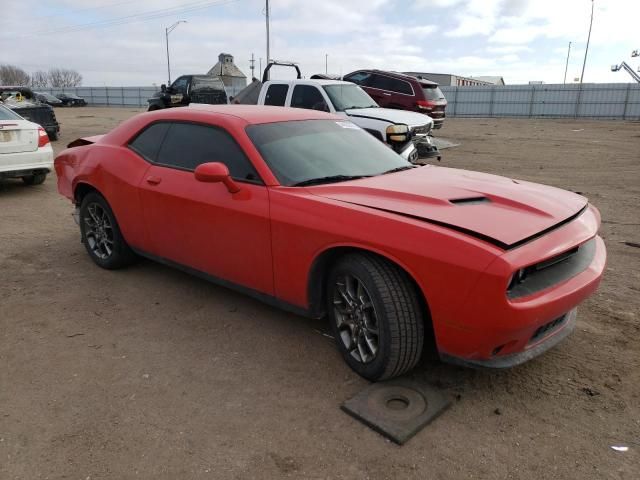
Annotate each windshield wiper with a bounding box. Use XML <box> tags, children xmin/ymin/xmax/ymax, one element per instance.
<box><xmin>293</xmin><ymin>174</ymin><xmax>371</xmax><ymax>187</ymax></box>
<box><xmin>382</xmin><ymin>165</ymin><xmax>418</xmax><ymax>175</ymax></box>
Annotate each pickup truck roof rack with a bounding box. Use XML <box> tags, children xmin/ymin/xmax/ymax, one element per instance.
<box><xmin>262</xmin><ymin>61</ymin><xmax>302</xmax><ymax>83</ymax></box>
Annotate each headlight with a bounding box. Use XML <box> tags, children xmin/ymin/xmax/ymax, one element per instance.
<box><xmin>386</xmin><ymin>124</ymin><xmax>409</xmax><ymax>142</ymax></box>
<box><xmin>507</xmin><ymin>268</ymin><xmax>528</xmax><ymax>291</ymax></box>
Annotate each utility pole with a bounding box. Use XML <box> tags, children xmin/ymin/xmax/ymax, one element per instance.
<box><xmin>250</xmin><ymin>53</ymin><xmax>255</xmax><ymax>79</ymax></box>
<box><xmin>165</xmin><ymin>20</ymin><xmax>186</xmax><ymax>85</ymax></box>
<box><xmin>563</xmin><ymin>41</ymin><xmax>572</xmax><ymax>84</ymax></box>
<box><xmin>265</xmin><ymin>0</ymin><xmax>271</xmax><ymax>80</ymax></box>
<box><xmin>580</xmin><ymin>0</ymin><xmax>594</xmax><ymax>84</ymax></box>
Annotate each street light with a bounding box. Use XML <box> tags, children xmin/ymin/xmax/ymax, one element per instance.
<box><xmin>166</xmin><ymin>20</ymin><xmax>187</xmax><ymax>85</ymax></box>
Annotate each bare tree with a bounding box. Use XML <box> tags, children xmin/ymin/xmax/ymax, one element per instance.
<box><xmin>48</xmin><ymin>68</ymin><xmax>83</xmax><ymax>87</ymax></box>
<box><xmin>30</xmin><ymin>70</ymin><xmax>49</xmax><ymax>88</ymax></box>
<box><xmin>0</xmin><ymin>64</ymin><xmax>31</xmax><ymax>85</ymax></box>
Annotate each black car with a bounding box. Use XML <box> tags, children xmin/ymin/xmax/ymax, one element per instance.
<box><xmin>56</xmin><ymin>93</ymin><xmax>87</xmax><ymax>106</ymax></box>
<box><xmin>147</xmin><ymin>75</ymin><xmax>228</xmax><ymax>111</ymax></box>
<box><xmin>34</xmin><ymin>91</ymin><xmax>63</xmax><ymax>106</ymax></box>
<box><xmin>0</xmin><ymin>86</ymin><xmax>60</xmax><ymax>140</ymax></box>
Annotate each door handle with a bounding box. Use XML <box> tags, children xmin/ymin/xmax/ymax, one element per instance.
<box><xmin>146</xmin><ymin>176</ymin><xmax>162</xmax><ymax>185</ymax></box>
<box><xmin>383</xmin><ymin>92</ymin><xmax>392</xmax><ymax>96</ymax></box>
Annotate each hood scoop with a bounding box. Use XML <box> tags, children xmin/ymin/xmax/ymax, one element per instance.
<box><xmin>449</xmin><ymin>197</ymin><xmax>490</xmax><ymax>206</ymax></box>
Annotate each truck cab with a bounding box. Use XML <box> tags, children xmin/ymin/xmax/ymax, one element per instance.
<box><xmin>147</xmin><ymin>75</ymin><xmax>228</xmax><ymax>111</ymax></box>
<box><xmin>256</xmin><ymin>79</ymin><xmax>439</xmax><ymax>162</ymax></box>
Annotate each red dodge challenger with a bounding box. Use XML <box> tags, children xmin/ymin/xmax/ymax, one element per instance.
<box><xmin>55</xmin><ymin>105</ymin><xmax>606</xmax><ymax>381</ymax></box>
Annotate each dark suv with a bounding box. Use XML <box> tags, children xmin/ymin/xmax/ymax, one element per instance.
<box><xmin>343</xmin><ymin>70</ymin><xmax>447</xmax><ymax>129</ymax></box>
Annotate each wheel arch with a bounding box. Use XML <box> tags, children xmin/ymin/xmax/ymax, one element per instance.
<box><xmin>73</xmin><ymin>181</ymin><xmax>103</xmax><ymax>205</ymax></box>
<box><xmin>307</xmin><ymin>245</ymin><xmax>437</xmax><ymax>354</ymax></box>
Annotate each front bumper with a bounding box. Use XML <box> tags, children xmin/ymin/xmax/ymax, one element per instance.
<box><xmin>432</xmin><ymin>205</ymin><xmax>605</xmax><ymax>368</ymax></box>
<box><xmin>441</xmin><ymin>308</ymin><xmax>577</xmax><ymax>368</ymax></box>
<box><xmin>395</xmin><ymin>142</ymin><xmax>419</xmax><ymax>163</ymax></box>
<box><xmin>415</xmin><ymin>137</ymin><xmax>441</xmax><ymax>159</ymax></box>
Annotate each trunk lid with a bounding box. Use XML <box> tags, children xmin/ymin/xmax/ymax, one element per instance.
<box><xmin>307</xmin><ymin>166</ymin><xmax>587</xmax><ymax>249</ymax></box>
<box><xmin>0</xmin><ymin>120</ymin><xmax>38</xmax><ymax>154</ymax></box>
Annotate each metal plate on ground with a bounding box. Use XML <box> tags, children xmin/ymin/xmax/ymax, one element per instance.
<box><xmin>341</xmin><ymin>378</ymin><xmax>451</xmax><ymax>445</ymax></box>
<box><xmin>431</xmin><ymin>137</ymin><xmax>460</xmax><ymax>150</ymax></box>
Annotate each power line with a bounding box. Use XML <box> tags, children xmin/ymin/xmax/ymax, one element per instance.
<box><xmin>9</xmin><ymin>0</ymin><xmax>242</xmax><ymax>38</ymax></box>
<box><xmin>0</xmin><ymin>0</ymin><xmax>133</xmax><ymax>25</ymax></box>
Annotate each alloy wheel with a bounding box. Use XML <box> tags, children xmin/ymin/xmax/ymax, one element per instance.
<box><xmin>83</xmin><ymin>203</ymin><xmax>114</xmax><ymax>260</ymax></box>
<box><xmin>332</xmin><ymin>274</ymin><xmax>380</xmax><ymax>364</ymax></box>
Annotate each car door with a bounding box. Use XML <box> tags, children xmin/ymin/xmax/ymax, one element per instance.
<box><xmin>262</xmin><ymin>83</ymin><xmax>289</xmax><ymax>106</ymax></box>
<box><xmin>136</xmin><ymin>121</ymin><xmax>273</xmax><ymax>295</ymax></box>
<box><xmin>169</xmin><ymin>76</ymin><xmax>190</xmax><ymax>106</ymax></box>
<box><xmin>290</xmin><ymin>85</ymin><xmax>330</xmax><ymax>112</ymax></box>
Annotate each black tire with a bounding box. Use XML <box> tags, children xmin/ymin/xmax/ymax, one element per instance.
<box><xmin>147</xmin><ymin>105</ymin><xmax>160</xmax><ymax>112</ymax></box>
<box><xmin>22</xmin><ymin>173</ymin><xmax>47</xmax><ymax>185</ymax></box>
<box><xmin>48</xmin><ymin>130</ymin><xmax>58</xmax><ymax>141</ymax></box>
<box><xmin>79</xmin><ymin>191</ymin><xmax>137</xmax><ymax>269</ymax></box>
<box><xmin>327</xmin><ymin>253</ymin><xmax>425</xmax><ymax>381</ymax></box>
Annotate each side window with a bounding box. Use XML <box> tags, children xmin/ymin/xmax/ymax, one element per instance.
<box><xmin>344</xmin><ymin>72</ymin><xmax>371</xmax><ymax>86</ymax></box>
<box><xmin>157</xmin><ymin>123</ymin><xmax>260</xmax><ymax>182</ymax></box>
<box><xmin>290</xmin><ymin>85</ymin><xmax>329</xmax><ymax>112</ymax></box>
<box><xmin>128</xmin><ymin>122</ymin><xmax>171</xmax><ymax>162</ymax></box>
<box><xmin>370</xmin><ymin>74</ymin><xmax>413</xmax><ymax>95</ymax></box>
<box><xmin>171</xmin><ymin>76</ymin><xmax>189</xmax><ymax>94</ymax></box>
<box><xmin>264</xmin><ymin>84</ymin><xmax>288</xmax><ymax>106</ymax></box>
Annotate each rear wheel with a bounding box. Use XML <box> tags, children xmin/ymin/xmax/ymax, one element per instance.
<box><xmin>79</xmin><ymin>192</ymin><xmax>137</xmax><ymax>269</ymax></box>
<box><xmin>327</xmin><ymin>253</ymin><xmax>425</xmax><ymax>381</ymax></box>
<box><xmin>22</xmin><ymin>173</ymin><xmax>47</xmax><ymax>185</ymax></box>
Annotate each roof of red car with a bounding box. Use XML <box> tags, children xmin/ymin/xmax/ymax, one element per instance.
<box><xmin>183</xmin><ymin>104</ymin><xmax>342</xmax><ymax>124</ymax></box>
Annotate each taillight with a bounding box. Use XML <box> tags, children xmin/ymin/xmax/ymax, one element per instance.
<box><xmin>416</xmin><ymin>100</ymin><xmax>434</xmax><ymax>111</ymax></box>
<box><xmin>38</xmin><ymin>127</ymin><xmax>50</xmax><ymax>147</ymax></box>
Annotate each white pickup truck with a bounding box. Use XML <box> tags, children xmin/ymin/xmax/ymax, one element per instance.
<box><xmin>235</xmin><ymin>63</ymin><xmax>440</xmax><ymax>162</ymax></box>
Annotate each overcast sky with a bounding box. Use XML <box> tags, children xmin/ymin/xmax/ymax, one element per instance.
<box><xmin>1</xmin><ymin>0</ymin><xmax>638</xmax><ymax>86</ymax></box>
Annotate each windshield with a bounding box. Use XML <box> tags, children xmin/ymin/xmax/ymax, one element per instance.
<box><xmin>36</xmin><ymin>92</ymin><xmax>57</xmax><ymax>101</ymax></box>
<box><xmin>246</xmin><ymin>119</ymin><xmax>410</xmax><ymax>186</ymax></box>
<box><xmin>0</xmin><ymin>105</ymin><xmax>22</xmax><ymax>120</ymax></box>
<box><xmin>422</xmin><ymin>85</ymin><xmax>445</xmax><ymax>101</ymax></box>
<box><xmin>323</xmin><ymin>84</ymin><xmax>378</xmax><ymax>111</ymax></box>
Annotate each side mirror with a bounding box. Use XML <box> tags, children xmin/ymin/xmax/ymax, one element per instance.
<box><xmin>194</xmin><ymin>162</ymin><xmax>240</xmax><ymax>193</ymax></box>
<box><xmin>160</xmin><ymin>84</ymin><xmax>167</xmax><ymax>92</ymax></box>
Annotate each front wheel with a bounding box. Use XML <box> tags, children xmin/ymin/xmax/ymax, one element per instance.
<box><xmin>327</xmin><ymin>253</ymin><xmax>425</xmax><ymax>381</ymax></box>
<box><xmin>79</xmin><ymin>192</ymin><xmax>137</xmax><ymax>269</ymax></box>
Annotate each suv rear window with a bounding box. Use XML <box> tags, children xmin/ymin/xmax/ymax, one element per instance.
<box><xmin>422</xmin><ymin>85</ymin><xmax>445</xmax><ymax>101</ymax></box>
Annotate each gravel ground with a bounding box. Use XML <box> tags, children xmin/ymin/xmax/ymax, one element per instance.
<box><xmin>1</xmin><ymin>107</ymin><xmax>639</xmax><ymax>479</ymax></box>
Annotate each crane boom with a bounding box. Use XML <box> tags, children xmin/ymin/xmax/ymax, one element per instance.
<box><xmin>611</xmin><ymin>61</ymin><xmax>640</xmax><ymax>83</ymax></box>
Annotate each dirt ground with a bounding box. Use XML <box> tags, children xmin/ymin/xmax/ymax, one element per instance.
<box><xmin>1</xmin><ymin>107</ymin><xmax>639</xmax><ymax>479</ymax></box>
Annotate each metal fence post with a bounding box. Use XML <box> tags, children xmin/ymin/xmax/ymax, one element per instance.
<box><xmin>574</xmin><ymin>83</ymin><xmax>583</xmax><ymax>119</ymax></box>
<box><xmin>528</xmin><ymin>85</ymin><xmax>535</xmax><ymax>118</ymax></box>
<box><xmin>622</xmin><ymin>83</ymin><xmax>631</xmax><ymax>120</ymax></box>
<box><xmin>451</xmin><ymin>86</ymin><xmax>458</xmax><ymax>117</ymax></box>
<box><xmin>106</xmin><ymin>87</ymin><xmax>110</xmax><ymax>106</ymax></box>
<box><xmin>489</xmin><ymin>86</ymin><xmax>496</xmax><ymax>117</ymax></box>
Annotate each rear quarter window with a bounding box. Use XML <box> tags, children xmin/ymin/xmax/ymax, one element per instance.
<box><xmin>370</xmin><ymin>75</ymin><xmax>413</xmax><ymax>95</ymax></box>
<box><xmin>128</xmin><ymin>122</ymin><xmax>171</xmax><ymax>162</ymax></box>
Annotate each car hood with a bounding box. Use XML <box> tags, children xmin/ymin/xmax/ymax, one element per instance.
<box><xmin>307</xmin><ymin>166</ymin><xmax>588</xmax><ymax>249</ymax></box>
<box><xmin>345</xmin><ymin>107</ymin><xmax>432</xmax><ymax>128</ymax></box>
